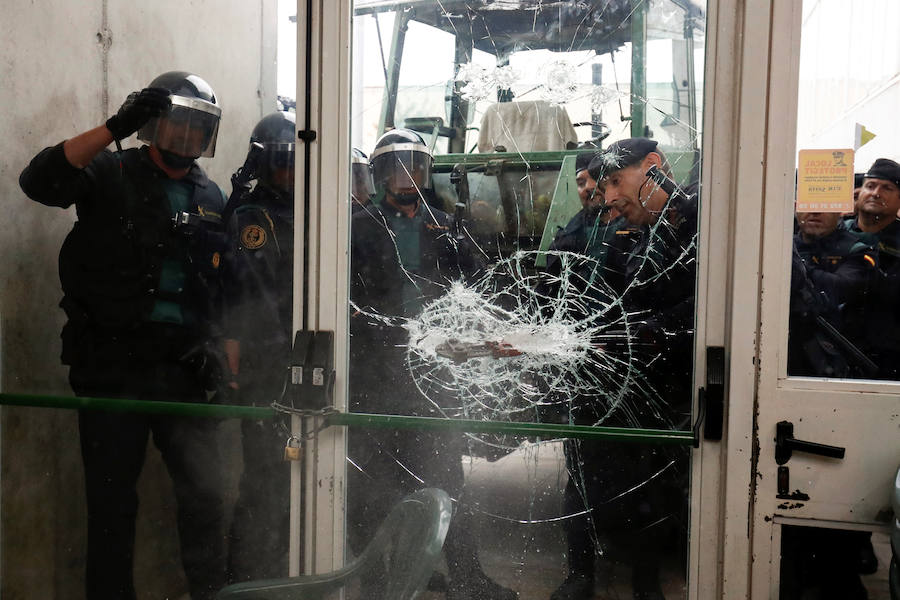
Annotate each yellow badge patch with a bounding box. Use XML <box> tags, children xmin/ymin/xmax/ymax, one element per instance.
<box><xmin>211</xmin><ymin>252</ymin><xmax>221</xmax><ymax>269</ymax></box>
<box><xmin>241</xmin><ymin>225</ymin><xmax>267</xmax><ymax>249</ymax></box>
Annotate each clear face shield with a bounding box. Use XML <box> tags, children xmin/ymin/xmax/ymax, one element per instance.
<box><xmin>351</xmin><ymin>156</ymin><xmax>375</xmax><ymax>205</ymax></box>
<box><xmin>258</xmin><ymin>143</ymin><xmax>295</xmax><ymax>195</ymax></box>
<box><xmin>371</xmin><ymin>145</ymin><xmax>433</xmax><ymax>200</ymax></box>
<box><xmin>138</xmin><ymin>95</ymin><xmax>221</xmax><ymax>158</ymax></box>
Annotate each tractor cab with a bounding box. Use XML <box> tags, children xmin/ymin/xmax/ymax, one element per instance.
<box><xmin>352</xmin><ymin>0</ymin><xmax>705</xmax><ymax>262</ymax></box>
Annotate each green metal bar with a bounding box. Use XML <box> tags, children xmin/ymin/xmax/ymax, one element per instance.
<box><xmin>0</xmin><ymin>394</ymin><xmax>695</xmax><ymax>446</ymax></box>
<box><xmin>630</xmin><ymin>0</ymin><xmax>648</xmax><ymax>138</ymax></box>
<box><xmin>432</xmin><ymin>150</ymin><xmax>591</xmax><ymax>170</ymax></box>
<box><xmin>447</xmin><ymin>31</ymin><xmax>472</xmax><ymax>154</ymax></box>
<box><xmin>327</xmin><ymin>412</ymin><xmax>695</xmax><ymax>446</ymax></box>
<box><xmin>0</xmin><ymin>393</ymin><xmax>276</xmax><ymax>419</ymax></box>
<box><xmin>377</xmin><ymin>8</ymin><xmax>411</xmax><ymax>135</ymax></box>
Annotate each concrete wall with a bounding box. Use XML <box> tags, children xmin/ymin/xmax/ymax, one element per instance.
<box><xmin>0</xmin><ymin>1</ymin><xmax>278</xmax><ymax>598</ymax></box>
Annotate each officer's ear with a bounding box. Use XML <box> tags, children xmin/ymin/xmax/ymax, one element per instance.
<box><xmin>641</xmin><ymin>152</ymin><xmax>663</xmax><ymax>173</ymax></box>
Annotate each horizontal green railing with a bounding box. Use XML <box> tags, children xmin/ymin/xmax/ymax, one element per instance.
<box><xmin>0</xmin><ymin>393</ymin><xmax>276</xmax><ymax>419</ymax></box>
<box><xmin>0</xmin><ymin>393</ymin><xmax>694</xmax><ymax>445</ymax></box>
<box><xmin>326</xmin><ymin>412</ymin><xmax>694</xmax><ymax>445</ymax></box>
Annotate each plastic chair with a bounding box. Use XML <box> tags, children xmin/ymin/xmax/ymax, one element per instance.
<box><xmin>216</xmin><ymin>488</ymin><xmax>452</xmax><ymax>600</ymax></box>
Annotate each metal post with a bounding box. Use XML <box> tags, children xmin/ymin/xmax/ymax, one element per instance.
<box><xmin>377</xmin><ymin>8</ymin><xmax>411</xmax><ymax>135</ymax></box>
<box><xmin>630</xmin><ymin>0</ymin><xmax>648</xmax><ymax>138</ymax></box>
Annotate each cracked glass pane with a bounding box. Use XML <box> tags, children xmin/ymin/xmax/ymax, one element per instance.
<box><xmin>347</xmin><ymin>1</ymin><xmax>705</xmax><ymax>597</ymax></box>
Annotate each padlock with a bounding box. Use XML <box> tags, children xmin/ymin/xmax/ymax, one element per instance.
<box><xmin>284</xmin><ymin>437</ymin><xmax>303</xmax><ymax>462</ymax></box>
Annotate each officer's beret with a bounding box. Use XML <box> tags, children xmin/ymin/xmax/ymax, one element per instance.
<box><xmin>575</xmin><ymin>151</ymin><xmax>599</xmax><ymax>174</ymax></box>
<box><xmin>863</xmin><ymin>158</ymin><xmax>900</xmax><ymax>188</ymax></box>
<box><xmin>587</xmin><ymin>137</ymin><xmax>659</xmax><ymax>181</ymax></box>
<box><xmin>854</xmin><ymin>173</ymin><xmax>864</xmax><ymax>188</ymax></box>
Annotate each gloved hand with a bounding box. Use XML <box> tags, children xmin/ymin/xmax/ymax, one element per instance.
<box><xmin>105</xmin><ymin>87</ymin><xmax>171</xmax><ymax>141</ymax></box>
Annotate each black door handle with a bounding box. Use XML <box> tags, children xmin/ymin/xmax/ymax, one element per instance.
<box><xmin>775</xmin><ymin>421</ymin><xmax>846</xmax><ymax>465</ymax></box>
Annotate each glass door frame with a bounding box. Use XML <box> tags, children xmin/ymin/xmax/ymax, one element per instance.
<box><xmin>296</xmin><ymin>0</ymin><xmax>760</xmax><ymax>597</ymax></box>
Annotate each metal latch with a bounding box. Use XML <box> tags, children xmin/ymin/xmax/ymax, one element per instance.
<box><xmin>701</xmin><ymin>346</ymin><xmax>725</xmax><ymax>442</ymax></box>
<box><xmin>289</xmin><ymin>330</ymin><xmax>335</xmax><ymax>410</ymax></box>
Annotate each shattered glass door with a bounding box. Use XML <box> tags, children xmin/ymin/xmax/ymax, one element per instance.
<box><xmin>346</xmin><ymin>1</ymin><xmax>706</xmax><ymax>598</ymax></box>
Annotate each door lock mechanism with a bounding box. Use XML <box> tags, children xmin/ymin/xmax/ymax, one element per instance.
<box><xmin>775</xmin><ymin>420</ymin><xmax>846</xmax><ymax>465</ymax></box>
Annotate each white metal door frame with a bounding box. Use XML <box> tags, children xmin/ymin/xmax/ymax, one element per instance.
<box><xmin>287</xmin><ymin>0</ymin><xmax>353</xmax><ymax>576</ymax></box>
<box><xmin>748</xmin><ymin>1</ymin><xmax>900</xmax><ymax>597</ymax></box>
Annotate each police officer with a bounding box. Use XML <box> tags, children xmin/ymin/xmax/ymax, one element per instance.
<box><xmin>551</xmin><ymin>138</ymin><xmax>696</xmax><ymax>600</ymax></box>
<box><xmin>348</xmin><ymin>129</ymin><xmax>515</xmax><ymax>600</ymax></box>
<box><xmin>788</xmin><ymin>210</ymin><xmax>876</xmax><ymax>377</ymax></box>
<box><xmin>19</xmin><ymin>71</ymin><xmax>227</xmax><ymax>600</ymax></box>
<box><xmin>351</xmin><ymin>147</ymin><xmax>375</xmax><ymax>213</ymax></box>
<box><xmin>546</xmin><ymin>150</ymin><xmax>624</xmax><ymax>295</ymax></box>
<box><xmin>843</xmin><ymin>158</ymin><xmax>900</xmax><ymax>379</ymax></box>
<box><xmin>222</xmin><ymin>111</ymin><xmax>295</xmax><ymax>582</ymax></box>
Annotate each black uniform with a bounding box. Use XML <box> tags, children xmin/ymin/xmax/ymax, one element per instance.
<box><xmin>558</xmin><ymin>198</ymin><xmax>697</xmax><ymax>598</ymax></box>
<box><xmin>788</xmin><ymin>225</ymin><xmax>876</xmax><ymax>377</ymax></box>
<box><xmin>348</xmin><ymin>200</ymin><xmax>493</xmax><ymax>595</ymax></box>
<box><xmin>842</xmin><ymin>218</ymin><xmax>900</xmax><ymax>379</ymax></box>
<box><xmin>222</xmin><ymin>184</ymin><xmax>294</xmax><ymax>581</ymax></box>
<box><xmin>547</xmin><ymin>207</ymin><xmax>623</xmax><ymax>282</ymax></box>
<box><xmin>19</xmin><ymin>143</ymin><xmax>227</xmax><ymax>600</ymax></box>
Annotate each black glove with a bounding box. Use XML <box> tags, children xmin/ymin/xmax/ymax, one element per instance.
<box><xmin>105</xmin><ymin>87</ymin><xmax>171</xmax><ymax>141</ymax></box>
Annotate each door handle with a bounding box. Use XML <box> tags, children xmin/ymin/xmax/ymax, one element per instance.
<box><xmin>775</xmin><ymin>420</ymin><xmax>845</xmax><ymax>465</ymax></box>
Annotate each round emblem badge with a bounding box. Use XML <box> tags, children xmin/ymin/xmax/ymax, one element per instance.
<box><xmin>240</xmin><ymin>225</ymin><xmax>267</xmax><ymax>249</ymax></box>
<box><xmin>211</xmin><ymin>252</ymin><xmax>220</xmax><ymax>269</ymax></box>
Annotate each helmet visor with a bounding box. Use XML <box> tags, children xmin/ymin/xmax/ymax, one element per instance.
<box><xmin>258</xmin><ymin>143</ymin><xmax>295</xmax><ymax>176</ymax></box>
<box><xmin>371</xmin><ymin>145</ymin><xmax>433</xmax><ymax>194</ymax></box>
<box><xmin>351</xmin><ymin>161</ymin><xmax>375</xmax><ymax>203</ymax></box>
<box><xmin>138</xmin><ymin>95</ymin><xmax>221</xmax><ymax>158</ymax></box>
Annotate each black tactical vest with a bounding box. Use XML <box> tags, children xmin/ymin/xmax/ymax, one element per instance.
<box><xmin>58</xmin><ymin>149</ymin><xmax>225</xmax><ymax>365</ymax></box>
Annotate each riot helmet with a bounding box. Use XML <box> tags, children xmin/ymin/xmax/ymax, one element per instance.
<box><xmin>370</xmin><ymin>129</ymin><xmax>432</xmax><ymax>205</ymax></box>
<box><xmin>250</xmin><ymin>111</ymin><xmax>296</xmax><ymax>195</ymax></box>
<box><xmin>351</xmin><ymin>147</ymin><xmax>375</xmax><ymax>208</ymax></box>
<box><xmin>137</xmin><ymin>71</ymin><xmax>221</xmax><ymax>158</ymax></box>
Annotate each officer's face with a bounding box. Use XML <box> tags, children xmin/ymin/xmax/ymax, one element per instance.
<box><xmin>858</xmin><ymin>177</ymin><xmax>900</xmax><ymax>219</ymax></box>
<box><xmin>600</xmin><ymin>156</ymin><xmax>666</xmax><ymax>226</ymax></box>
<box><xmin>155</xmin><ymin>118</ymin><xmax>209</xmax><ymax>157</ymax></box>
<box><xmin>385</xmin><ymin>168</ymin><xmax>427</xmax><ymax>200</ymax></box>
<box><xmin>269</xmin><ymin>166</ymin><xmax>295</xmax><ymax>196</ymax></box>
<box><xmin>576</xmin><ymin>169</ymin><xmax>603</xmax><ymax>210</ymax></box>
<box><xmin>797</xmin><ymin>212</ymin><xmax>841</xmax><ymax>239</ymax></box>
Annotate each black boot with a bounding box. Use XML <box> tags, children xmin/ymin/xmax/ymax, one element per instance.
<box><xmin>549</xmin><ymin>572</ymin><xmax>594</xmax><ymax>600</ymax></box>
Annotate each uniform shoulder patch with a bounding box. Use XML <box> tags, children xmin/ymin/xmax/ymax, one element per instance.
<box><xmin>241</xmin><ymin>224</ymin><xmax>267</xmax><ymax>249</ymax></box>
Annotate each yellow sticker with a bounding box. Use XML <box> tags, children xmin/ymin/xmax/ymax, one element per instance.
<box><xmin>796</xmin><ymin>149</ymin><xmax>854</xmax><ymax>213</ymax></box>
<box><xmin>211</xmin><ymin>252</ymin><xmax>220</xmax><ymax>269</ymax></box>
<box><xmin>241</xmin><ymin>225</ymin><xmax>267</xmax><ymax>249</ymax></box>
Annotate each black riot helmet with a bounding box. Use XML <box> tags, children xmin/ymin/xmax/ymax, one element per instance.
<box><xmin>137</xmin><ymin>71</ymin><xmax>221</xmax><ymax>158</ymax></box>
<box><xmin>351</xmin><ymin>147</ymin><xmax>375</xmax><ymax>209</ymax></box>
<box><xmin>370</xmin><ymin>128</ymin><xmax>433</xmax><ymax>205</ymax></box>
<box><xmin>250</xmin><ymin>111</ymin><xmax>296</xmax><ymax>194</ymax></box>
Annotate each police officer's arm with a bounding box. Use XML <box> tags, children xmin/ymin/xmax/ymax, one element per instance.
<box><xmin>224</xmin><ymin>338</ymin><xmax>241</xmax><ymax>389</ymax></box>
<box><xmin>20</xmin><ymin>88</ymin><xmax>170</xmax><ymax>207</ymax></box>
<box><xmin>62</xmin><ymin>126</ymin><xmax>115</xmax><ymax>168</ymax></box>
<box><xmin>19</xmin><ymin>140</ymin><xmax>108</xmax><ymax>209</ymax></box>
<box><xmin>806</xmin><ymin>245</ymin><xmax>877</xmax><ymax>306</ymax></box>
